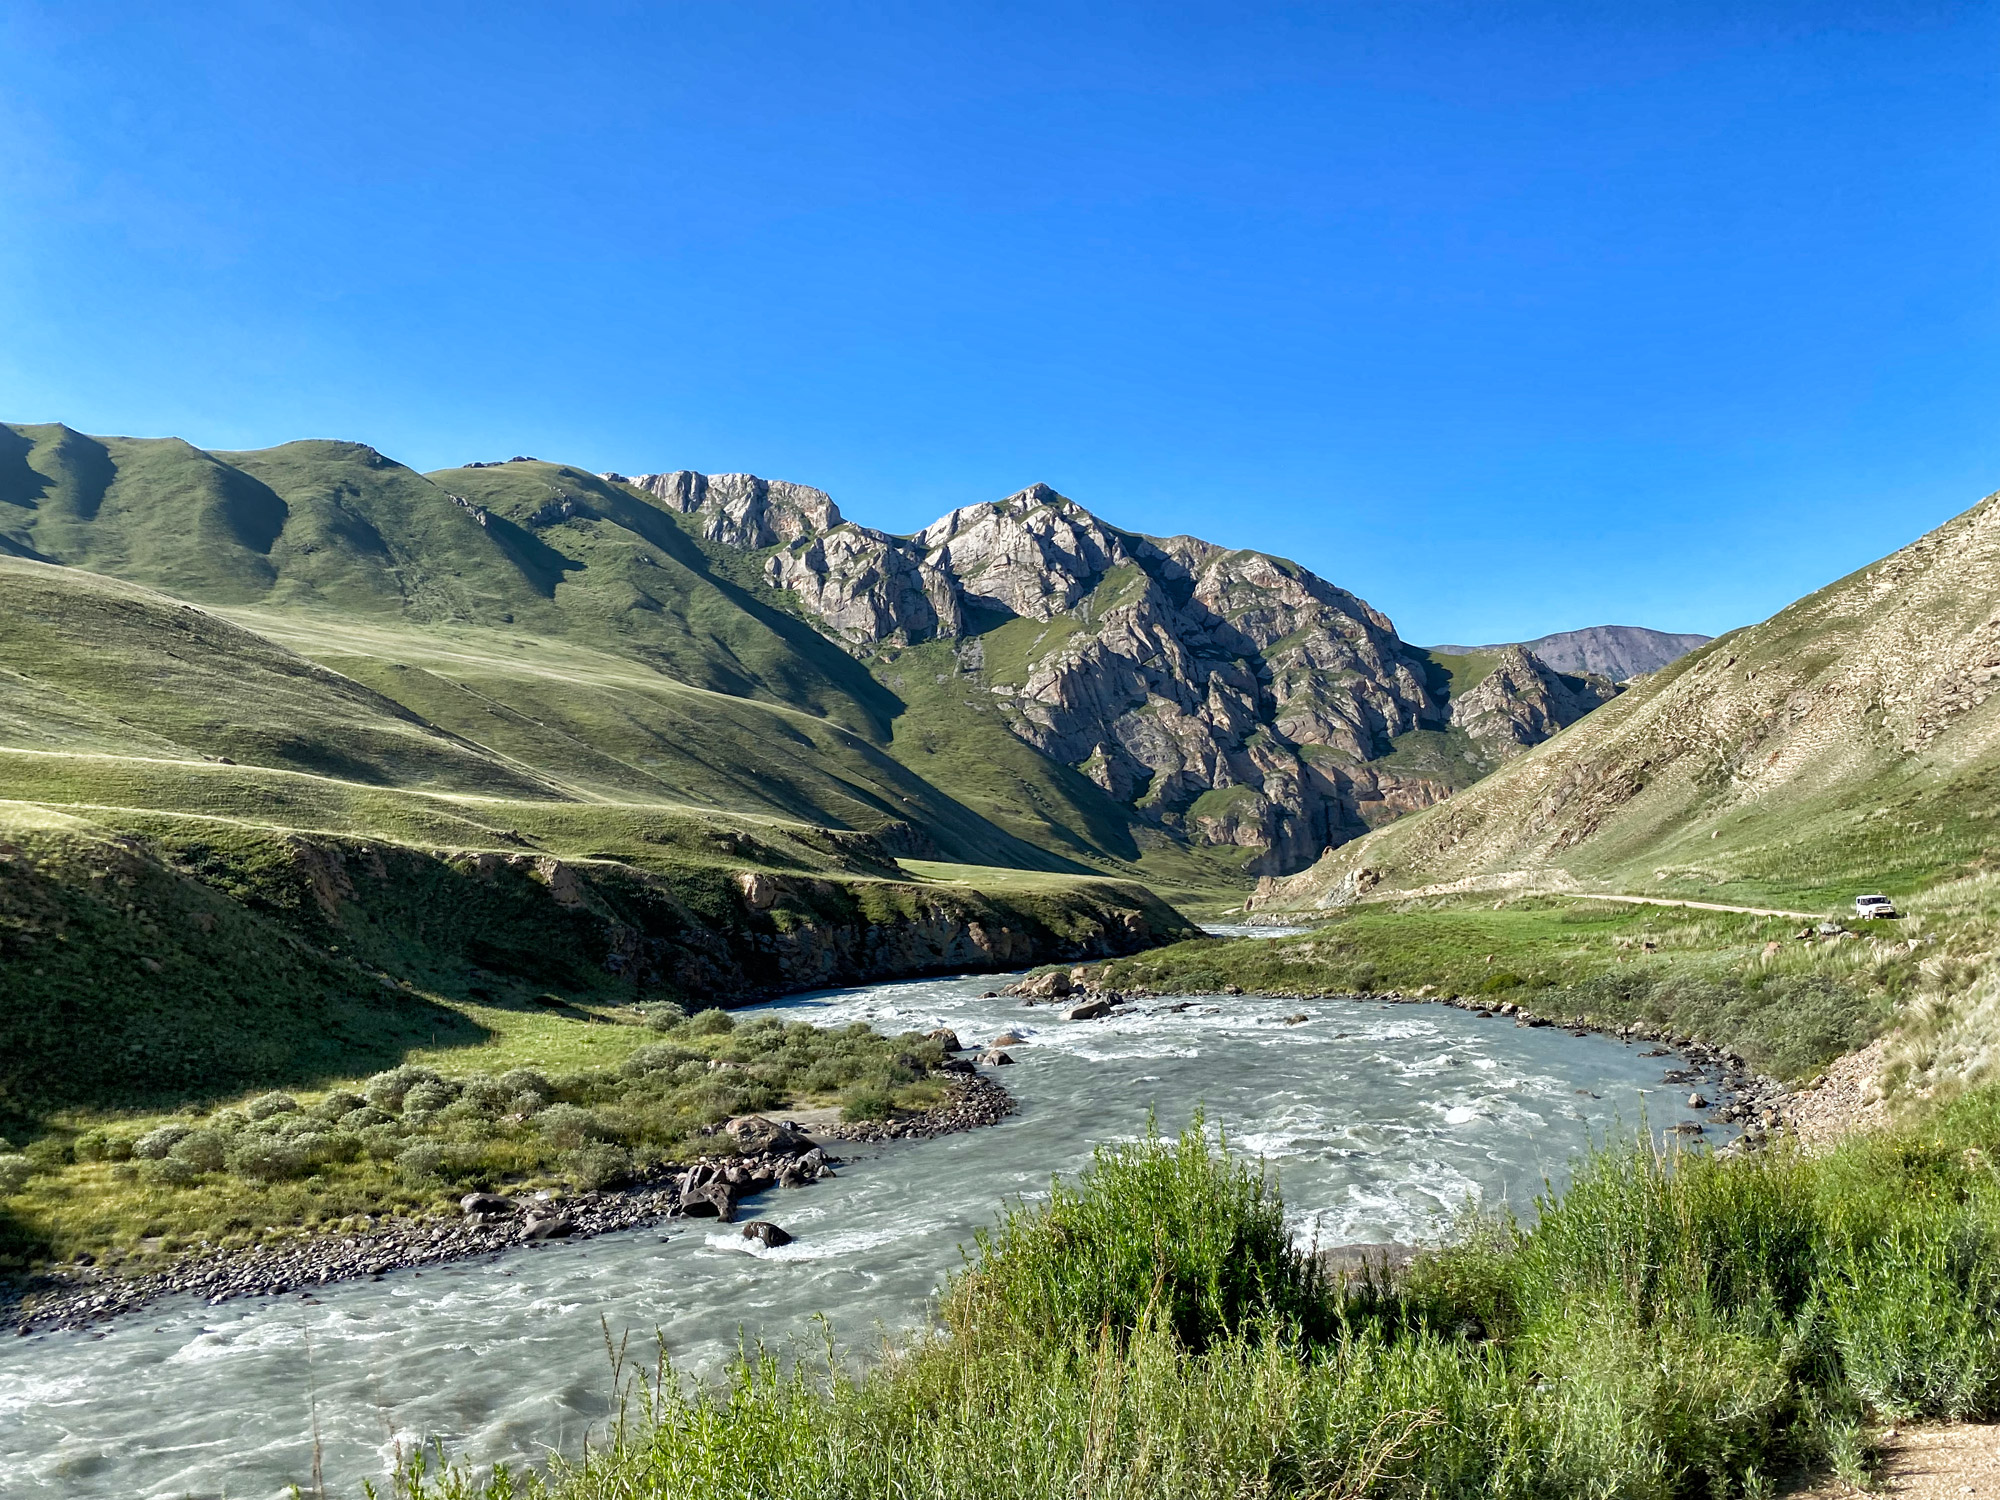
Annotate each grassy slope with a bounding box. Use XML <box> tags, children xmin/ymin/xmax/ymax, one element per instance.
<box><xmin>1261</xmin><ymin>491</ymin><xmax>2000</xmax><ymax>912</ymax></box>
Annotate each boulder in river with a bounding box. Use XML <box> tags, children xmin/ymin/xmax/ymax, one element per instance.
<box><xmin>680</xmin><ymin>1184</ymin><xmax>738</xmax><ymax>1221</ymax></box>
<box><xmin>1065</xmin><ymin>998</ymin><xmax>1115</xmax><ymax>1021</ymax></box>
<box><xmin>1018</xmin><ymin>971</ymin><xmax>1074</xmax><ymax>1000</ymax></box>
<box><xmin>740</xmin><ymin>1221</ymin><xmax>793</xmax><ymax>1249</ymax></box>
<box><xmin>725</xmin><ymin>1115</ymin><xmax>817</xmax><ymax>1157</ymax></box>
<box><xmin>927</xmin><ymin>1028</ymin><xmax>964</xmax><ymax>1052</ymax></box>
<box><xmin>990</xmin><ymin>1031</ymin><xmax>1028</xmax><ymax>1046</ymax></box>
<box><xmin>980</xmin><ymin>1050</ymin><xmax>1014</xmax><ymax>1065</ymax></box>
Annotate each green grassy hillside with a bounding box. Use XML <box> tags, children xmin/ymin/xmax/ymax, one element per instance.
<box><xmin>0</xmin><ymin>436</ymin><xmax>1209</xmax><ymax>1156</ymax></box>
<box><xmin>1258</xmin><ymin>489</ymin><xmax>2000</xmax><ymax>913</ymax></box>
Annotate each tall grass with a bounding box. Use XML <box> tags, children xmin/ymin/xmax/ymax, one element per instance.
<box><xmin>398</xmin><ymin>1107</ymin><xmax>2000</xmax><ymax>1500</ymax></box>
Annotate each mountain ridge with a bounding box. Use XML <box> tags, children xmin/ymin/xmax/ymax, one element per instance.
<box><xmin>1429</xmin><ymin>625</ymin><xmax>1711</xmax><ymax>682</ymax></box>
<box><xmin>3</xmin><ymin>423</ymin><xmax>1663</xmax><ymax>887</ymax></box>
<box><xmin>608</xmin><ymin>468</ymin><xmax>1640</xmax><ymax>874</ymax></box>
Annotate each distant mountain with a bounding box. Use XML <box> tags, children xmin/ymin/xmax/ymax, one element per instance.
<box><xmin>1254</xmin><ymin>489</ymin><xmax>2000</xmax><ymax>912</ymax></box>
<box><xmin>1429</xmin><ymin>625</ymin><xmax>1711</xmax><ymax>682</ymax></box>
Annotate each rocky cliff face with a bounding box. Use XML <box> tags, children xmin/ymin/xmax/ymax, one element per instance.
<box><xmin>612</xmin><ymin>472</ymin><xmax>1626</xmax><ymax>876</ymax></box>
<box><xmin>1448</xmin><ymin>646</ymin><xmax>1619</xmax><ymax>762</ymax></box>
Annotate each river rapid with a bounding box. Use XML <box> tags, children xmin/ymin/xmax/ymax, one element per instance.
<box><xmin>4</xmin><ymin>956</ymin><xmax>1722</xmax><ymax>1498</ymax></box>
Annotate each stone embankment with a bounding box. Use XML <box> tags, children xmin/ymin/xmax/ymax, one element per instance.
<box><xmin>8</xmin><ymin>1076</ymin><xmax>1014</xmax><ymax>1336</ymax></box>
<box><xmin>1009</xmin><ymin>968</ymin><xmax>1793</xmax><ymax>1148</ymax></box>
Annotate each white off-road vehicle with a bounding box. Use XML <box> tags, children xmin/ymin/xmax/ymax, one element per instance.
<box><xmin>1853</xmin><ymin>894</ymin><xmax>1899</xmax><ymax>919</ymax></box>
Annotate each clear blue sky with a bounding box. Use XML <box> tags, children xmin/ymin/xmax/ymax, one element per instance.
<box><xmin>2</xmin><ymin>3</ymin><xmax>1994</xmax><ymax>645</ymax></box>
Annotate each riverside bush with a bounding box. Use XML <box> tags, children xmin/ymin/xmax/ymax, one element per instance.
<box><xmin>405</xmin><ymin>1104</ymin><xmax>2000</xmax><ymax>1500</ymax></box>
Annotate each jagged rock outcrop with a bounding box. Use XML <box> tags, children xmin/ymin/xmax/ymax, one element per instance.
<box><xmin>616</xmin><ymin>471</ymin><xmax>840</xmax><ymax>549</ymax></box>
<box><xmin>611</xmin><ymin>471</ymin><xmax>1632</xmax><ymax>875</ymax></box>
<box><xmin>763</xmin><ymin>523</ymin><xmax>964</xmax><ymax>648</ymax></box>
<box><xmin>1448</xmin><ymin>646</ymin><xmax>1619</xmax><ymax>763</ymax></box>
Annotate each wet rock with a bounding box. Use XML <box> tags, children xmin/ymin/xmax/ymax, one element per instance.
<box><xmin>1689</xmin><ymin>1093</ymin><xmax>1709</xmax><ymax>1109</ymax></box>
<box><xmin>740</xmin><ymin>1221</ymin><xmax>793</xmax><ymax>1249</ymax></box>
<box><xmin>1065</xmin><ymin>998</ymin><xmax>1115</xmax><ymax>1021</ymax></box>
<box><xmin>990</xmin><ymin>1031</ymin><xmax>1029</xmax><ymax>1046</ymax></box>
<box><xmin>981</xmin><ymin>1050</ymin><xmax>1015</xmax><ymax>1066</ymax></box>
<box><xmin>679</xmin><ymin>1184</ymin><xmax>738</xmax><ymax>1221</ymax></box>
<box><xmin>1017</xmin><ymin>970</ymin><xmax>1075</xmax><ymax>1001</ymax></box>
<box><xmin>725</xmin><ymin>1116</ymin><xmax>817</xmax><ymax>1157</ymax></box>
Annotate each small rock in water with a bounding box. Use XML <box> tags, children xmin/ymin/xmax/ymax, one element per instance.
<box><xmin>981</xmin><ymin>1050</ymin><xmax>1015</xmax><ymax>1065</ymax></box>
<box><xmin>1689</xmin><ymin>1093</ymin><xmax>1709</xmax><ymax>1109</ymax></box>
<box><xmin>741</xmin><ymin>1221</ymin><xmax>793</xmax><ymax>1249</ymax></box>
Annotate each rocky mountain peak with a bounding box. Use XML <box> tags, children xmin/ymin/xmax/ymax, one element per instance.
<box><xmin>915</xmin><ymin>484</ymin><xmax>1140</xmax><ymax>621</ymax></box>
<box><xmin>607</xmin><ymin>464</ymin><xmax>1643</xmax><ymax>874</ymax></box>
<box><xmin>617</xmin><ymin>470</ymin><xmax>842</xmax><ymax>549</ymax></box>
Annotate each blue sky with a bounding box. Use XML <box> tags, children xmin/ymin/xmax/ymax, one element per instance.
<box><xmin>2</xmin><ymin>2</ymin><xmax>1994</xmax><ymax>645</ymax></box>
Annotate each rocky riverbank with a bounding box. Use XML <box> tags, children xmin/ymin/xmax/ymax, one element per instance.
<box><xmin>6</xmin><ymin>1077</ymin><xmax>1016</xmax><ymax>1336</ymax></box>
<box><xmin>1010</xmin><ymin>968</ymin><xmax>1791</xmax><ymax>1148</ymax></box>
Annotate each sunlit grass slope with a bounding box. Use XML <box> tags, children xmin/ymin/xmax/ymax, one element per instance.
<box><xmin>1262</xmin><ymin>489</ymin><xmax>2000</xmax><ymax>912</ymax></box>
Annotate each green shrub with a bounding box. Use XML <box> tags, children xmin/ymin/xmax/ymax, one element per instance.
<box><xmin>565</xmin><ymin>1143</ymin><xmax>633</xmax><ymax>1191</ymax></box>
<box><xmin>228</xmin><ymin>1136</ymin><xmax>309</xmax><ymax>1182</ymax></box>
<box><xmin>364</xmin><ymin>1065</ymin><xmax>440</xmax><ymax>1112</ymax></box>
<box><xmin>246</xmin><ymin>1092</ymin><xmax>299</xmax><ymax>1120</ymax></box>
<box><xmin>397</xmin><ymin>1142</ymin><xmax>447</xmax><ymax>1183</ymax></box>
<box><xmin>621</xmin><ymin>1043</ymin><xmax>700</xmax><ymax>1079</ymax></box>
<box><xmin>499</xmin><ymin>1067</ymin><xmax>554</xmax><ymax>1102</ymax></box>
<box><xmin>71</xmin><ymin>1129</ymin><xmax>129</xmax><ymax>1163</ymax></box>
<box><xmin>168</xmin><ymin>1129</ymin><xmax>229</xmax><ymax>1173</ymax></box>
<box><xmin>687</xmin><ymin>1008</ymin><xmax>735</xmax><ymax>1036</ymax></box>
<box><xmin>458</xmin><ymin>1074</ymin><xmax>513</xmax><ymax>1113</ymax></box>
<box><xmin>947</xmin><ymin>1115</ymin><xmax>1330</xmax><ymax>1353</ymax></box>
<box><xmin>0</xmin><ymin>1155</ymin><xmax>34</xmax><ymax>1193</ymax></box>
<box><xmin>138</xmin><ymin>1156</ymin><xmax>198</xmax><ymax>1188</ymax></box>
<box><xmin>133</xmin><ymin>1124</ymin><xmax>192</xmax><ymax>1160</ymax></box>
<box><xmin>634</xmin><ymin>1001</ymin><xmax>688</xmax><ymax>1031</ymax></box>
<box><xmin>402</xmin><ymin>1079</ymin><xmax>457</xmax><ymax>1114</ymax></box>
<box><xmin>341</xmin><ymin>1105</ymin><xmax>393</xmax><ymax>1130</ymax></box>
<box><xmin>536</xmin><ymin>1104</ymin><xmax>602</xmax><ymax>1150</ymax></box>
<box><xmin>312</xmin><ymin>1090</ymin><xmax>366</xmax><ymax>1121</ymax></box>
<box><xmin>840</xmin><ymin>1084</ymin><xmax>894</xmax><ymax>1122</ymax></box>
